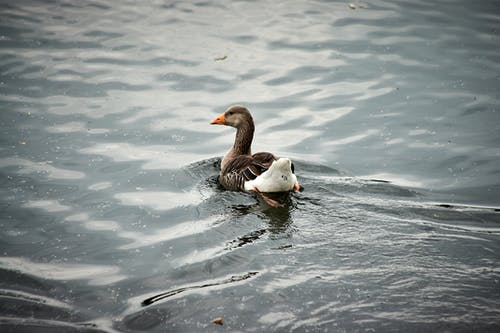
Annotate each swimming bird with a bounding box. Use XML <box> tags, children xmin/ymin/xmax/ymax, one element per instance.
<box><xmin>210</xmin><ymin>105</ymin><xmax>302</xmax><ymax>207</ymax></box>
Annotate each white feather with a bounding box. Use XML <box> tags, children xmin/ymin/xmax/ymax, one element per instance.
<box><xmin>244</xmin><ymin>158</ymin><xmax>297</xmax><ymax>192</ymax></box>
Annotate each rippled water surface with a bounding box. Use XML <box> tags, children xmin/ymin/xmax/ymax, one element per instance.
<box><xmin>1</xmin><ymin>0</ymin><xmax>500</xmax><ymax>332</ymax></box>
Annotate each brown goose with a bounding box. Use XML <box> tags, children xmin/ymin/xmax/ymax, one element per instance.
<box><xmin>210</xmin><ymin>105</ymin><xmax>302</xmax><ymax>207</ymax></box>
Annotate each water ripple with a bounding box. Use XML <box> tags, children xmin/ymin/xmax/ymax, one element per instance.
<box><xmin>0</xmin><ymin>157</ymin><xmax>85</xmax><ymax>180</ymax></box>
<box><xmin>0</xmin><ymin>257</ymin><xmax>126</xmax><ymax>286</ymax></box>
<box><xmin>1</xmin><ymin>0</ymin><xmax>500</xmax><ymax>332</ymax></box>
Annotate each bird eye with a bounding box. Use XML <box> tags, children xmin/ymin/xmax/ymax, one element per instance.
<box><xmin>228</xmin><ymin>111</ymin><xmax>233</xmax><ymax>116</ymax></box>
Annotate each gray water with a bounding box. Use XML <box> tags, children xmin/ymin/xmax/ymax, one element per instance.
<box><xmin>1</xmin><ymin>0</ymin><xmax>500</xmax><ymax>332</ymax></box>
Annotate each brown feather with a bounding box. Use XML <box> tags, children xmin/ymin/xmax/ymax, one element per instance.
<box><xmin>219</xmin><ymin>153</ymin><xmax>277</xmax><ymax>191</ymax></box>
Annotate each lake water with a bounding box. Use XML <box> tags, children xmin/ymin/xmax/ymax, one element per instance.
<box><xmin>1</xmin><ymin>0</ymin><xmax>500</xmax><ymax>332</ymax></box>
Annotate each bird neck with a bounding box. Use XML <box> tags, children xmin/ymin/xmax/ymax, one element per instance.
<box><xmin>233</xmin><ymin>121</ymin><xmax>254</xmax><ymax>156</ymax></box>
<box><xmin>220</xmin><ymin>119</ymin><xmax>254</xmax><ymax>172</ymax></box>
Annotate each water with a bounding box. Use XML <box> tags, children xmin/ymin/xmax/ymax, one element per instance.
<box><xmin>1</xmin><ymin>0</ymin><xmax>500</xmax><ymax>332</ymax></box>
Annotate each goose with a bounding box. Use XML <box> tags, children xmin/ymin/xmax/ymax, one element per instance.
<box><xmin>210</xmin><ymin>105</ymin><xmax>302</xmax><ymax>207</ymax></box>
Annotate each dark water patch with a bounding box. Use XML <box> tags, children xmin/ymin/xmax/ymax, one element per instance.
<box><xmin>0</xmin><ymin>270</ymin><xmax>111</xmax><ymax>333</ymax></box>
<box><xmin>0</xmin><ymin>269</ymin><xmax>49</xmax><ymax>294</ymax></box>
<box><xmin>111</xmin><ymin>44</ymin><xmax>136</xmax><ymax>51</ymax></box>
<box><xmin>0</xmin><ymin>10</ymin><xmax>44</xmax><ymax>25</ymax></box>
<box><xmin>265</xmin><ymin>66</ymin><xmax>332</xmax><ymax>86</ymax></box>
<box><xmin>157</xmin><ymin>72</ymin><xmax>232</xmax><ymax>92</ymax></box>
<box><xmin>121</xmin><ymin>307</ymin><xmax>170</xmax><ymax>331</ymax></box>
<box><xmin>0</xmin><ymin>77</ymin><xmax>151</xmax><ymax>98</ymax></box>
<box><xmin>85</xmin><ymin>56</ymin><xmax>197</xmax><ymax>67</ymax></box>
<box><xmin>231</xmin><ymin>34</ymin><xmax>258</xmax><ymax>43</ymax></box>
<box><xmin>0</xmin><ymin>290</ymin><xmax>81</xmax><ymax>323</ymax></box>
<box><xmin>85</xmin><ymin>1</ymin><xmax>112</xmax><ymax>11</ymax></box>
<box><xmin>0</xmin><ymin>36</ymin><xmax>102</xmax><ymax>50</ymax></box>
<box><xmin>83</xmin><ymin>30</ymin><xmax>122</xmax><ymax>40</ymax></box>
<box><xmin>0</xmin><ymin>318</ymin><xmax>110</xmax><ymax>333</ymax></box>
<box><xmin>237</xmin><ymin>68</ymin><xmax>268</xmax><ymax>81</ymax></box>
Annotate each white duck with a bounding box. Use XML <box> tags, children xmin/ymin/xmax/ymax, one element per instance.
<box><xmin>210</xmin><ymin>105</ymin><xmax>302</xmax><ymax>207</ymax></box>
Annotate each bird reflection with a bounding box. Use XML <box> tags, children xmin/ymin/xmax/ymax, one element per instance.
<box><xmin>224</xmin><ymin>191</ymin><xmax>297</xmax><ymax>246</ymax></box>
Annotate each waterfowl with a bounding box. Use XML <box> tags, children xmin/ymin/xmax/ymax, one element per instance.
<box><xmin>210</xmin><ymin>105</ymin><xmax>302</xmax><ymax>207</ymax></box>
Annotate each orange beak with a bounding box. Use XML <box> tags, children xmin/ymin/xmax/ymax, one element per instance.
<box><xmin>293</xmin><ymin>183</ymin><xmax>304</xmax><ymax>192</ymax></box>
<box><xmin>210</xmin><ymin>113</ymin><xmax>225</xmax><ymax>125</ymax></box>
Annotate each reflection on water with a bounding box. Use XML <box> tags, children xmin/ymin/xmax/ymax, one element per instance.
<box><xmin>81</xmin><ymin>143</ymin><xmax>208</xmax><ymax>170</ymax></box>
<box><xmin>115</xmin><ymin>190</ymin><xmax>205</xmax><ymax>211</ymax></box>
<box><xmin>119</xmin><ymin>216</ymin><xmax>221</xmax><ymax>250</ymax></box>
<box><xmin>24</xmin><ymin>199</ymin><xmax>71</xmax><ymax>212</ymax></box>
<box><xmin>1</xmin><ymin>0</ymin><xmax>500</xmax><ymax>332</ymax></box>
<box><xmin>0</xmin><ymin>257</ymin><xmax>126</xmax><ymax>286</ymax></box>
<box><xmin>0</xmin><ymin>157</ymin><xmax>85</xmax><ymax>180</ymax></box>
